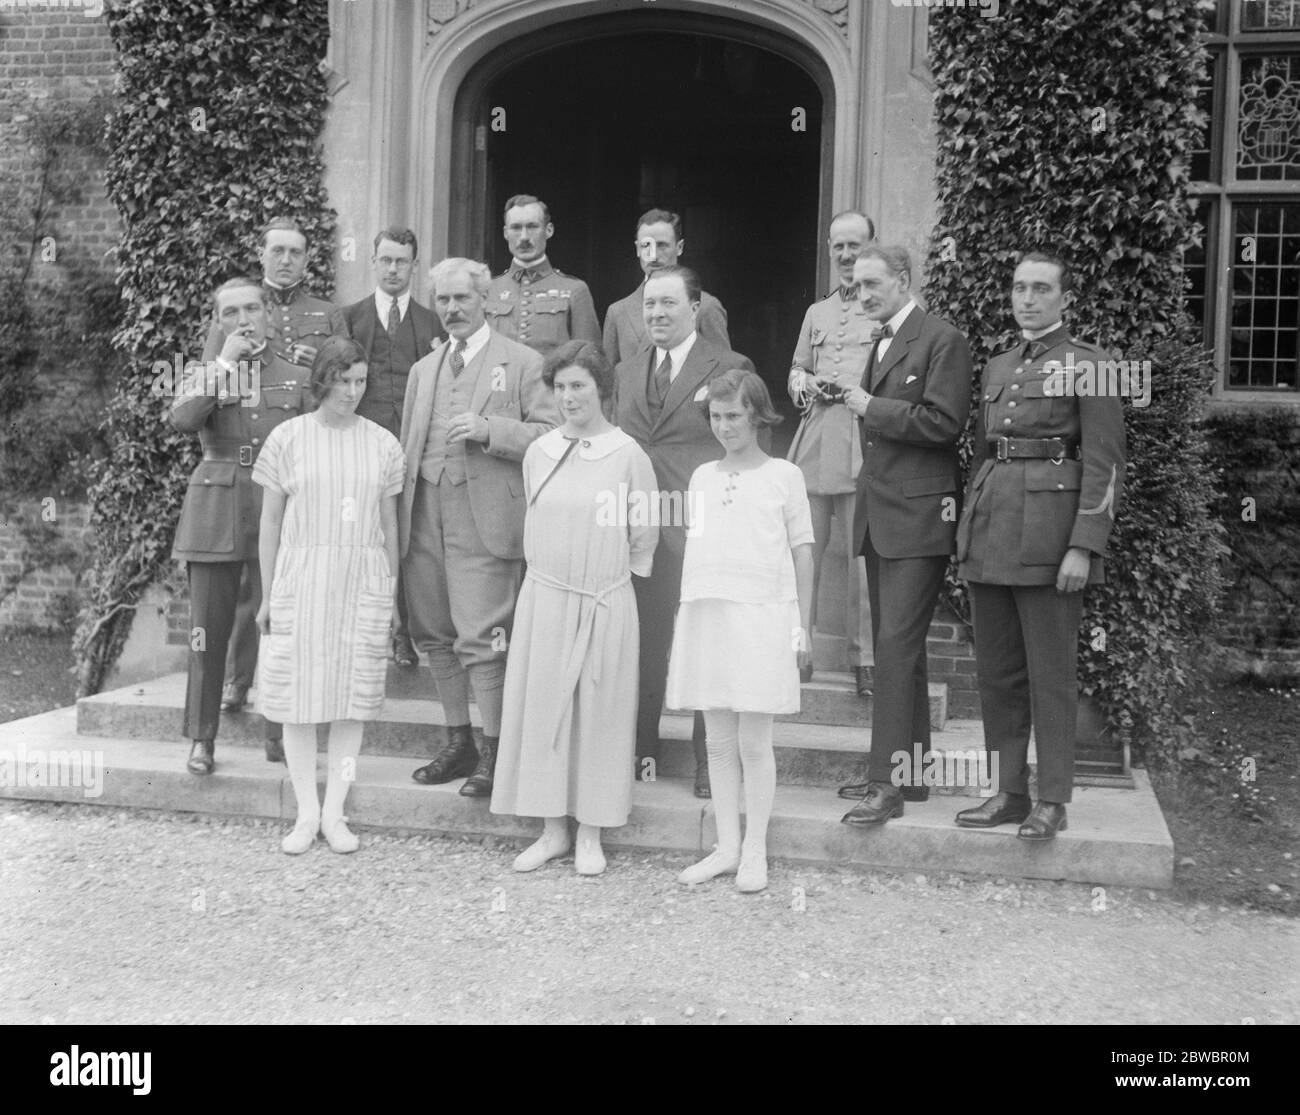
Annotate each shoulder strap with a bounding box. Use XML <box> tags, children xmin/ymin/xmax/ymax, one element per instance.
<box><xmin>528</xmin><ymin>436</ymin><xmax>580</xmax><ymax>506</ymax></box>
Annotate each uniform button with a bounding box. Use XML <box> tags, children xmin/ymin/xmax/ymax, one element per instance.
<box><xmin>866</xmin><ymin>441</ymin><xmax>873</xmax><ymax>447</ymax></box>
<box><xmin>1003</xmin><ymin>418</ymin><xmax>1012</xmax><ymax>426</ymax></box>
<box><xmin>840</xmin><ymin>317</ymin><xmax>848</xmax><ymax>325</ymax></box>
<box><xmin>1015</xmin><ymin>367</ymin><xmax>1024</xmax><ymax>374</ymax></box>
<box><xmin>833</xmin><ymin>357</ymin><xmax>842</xmax><ymax>364</ymax></box>
<box><xmin>203</xmin><ymin>478</ymin><xmax>211</xmax><ymax>485</ymax></box>
<box><xmin>251</xmin><ymin>437</ymin><xmax>260</xmax><ymax>445</ymax></box>
<box><xmin>1057</xmin><ymin>483</ymin><xmax>1065</xmax><ymax>490</ymax></box>
<box><xmin>835</xmin><ymin>344</ymin><xmax>843</xmax><ymax>351</ymax></box>
<box><xmin>1011</xmin><ymin>384</ymin><xmax>1020</xmax><ymax>391</ymax></box>
<box><xmin>251</xmin><ymin>413</ymin><xmax>259</xmax><ymax>419</ymax></box>
<box><xmin>521</xmin><ymin>311</ymin><xmax>530</xmax><ymax>317</ymax></box>
<box><xmin>1008</xmin><ymin>401</ymin><xmax>1017</xmax><ymax>408</ymax></box>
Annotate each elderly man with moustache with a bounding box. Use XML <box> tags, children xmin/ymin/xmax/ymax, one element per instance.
<box><xmin>343</xmin><ymin>226</ymin><xmax>441</xmax><ymax>666</ymax></box>
<box><xmin>614</xmin><ymin>264</ymin><xmax>756</xmax><ymax>798</ymax></box>
<box><xmin>201</xmin><ymin>217</ymin><xmax>346</xmax><ymax>721</ymax></box>
<box><xmin>173</xmin><ymin>276</ymin><xmax>308</xmax><ymax>774</ymax></box>
<box><xmin>603</xmin><ymin>207</ymin><xmax>730</xmax><ymax>367</ymax></box>
<box><xmin>401</xmin><ymin>258</ymin><xmax>559</xmax><ymax>798</ymax></box>
<box><xmin>485</xmin><ymin>194</ymin><xmax>601</xmax><ymax>356</ymax></box>
<box><xmin>839</xmin><ymin>245</ymin><xmax>973</xmax><ymax>827</ymax></box>
<box><xmin>786</xmin><ymin>210</ymin><xmax>879</xmax><ymax>703</ymax></box>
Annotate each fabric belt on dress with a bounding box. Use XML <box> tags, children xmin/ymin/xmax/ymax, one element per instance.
<box><xmin>989</xmin><ymin>437</ymin><xmax>1081</xmax><ymax>462</ymax></box>
<box><xmin>203</xmin><ymin>446</ymin><xmax>255</xmax><ymax>466</ymax></box>
<box><xmin>524</xmin><ymin>567</ymin><xmax>631</xmax><ymax>749</ymax></box>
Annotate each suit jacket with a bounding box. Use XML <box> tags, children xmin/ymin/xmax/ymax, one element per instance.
<box><xmin>615</xmin><ymin>337</ymin><xmax>755</xmax><ymax>555</ymax></box>
<box><xmin>956</xmin><ymin>326</ymin><xmax>1125</xmax><ymax>585</ymax></box>
<box><xmin>169</xmin><ymin>350</ymin><xmax>307</xmax><ymax>563</ymax></box>
<box><xmin>398</xmin><ymin>328</ymin><xmax>558</xmax><ymax>561</ymax></box>
<box><xmin>853</xmin><ymin>305</ymin><xmax>973</xmax><ymax>560</ymax></box>
<box><xmin>343</xmin><ymin>294</ymin><xmax>441</xmax><ymax>432</ymax></box>
<box><xmin>202</xmin><ymin>283</ymin><xmax>346</xmax><ymax>365</ymax></box>
<box><xmin>603</xmin><ymin>282</ymin><xmax>730</xmax><ymax>367</ymax></box>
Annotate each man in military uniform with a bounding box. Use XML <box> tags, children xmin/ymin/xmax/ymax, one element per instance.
<box><xmin>785</xmin><ymin>210</ymin><xmax>878</xmax><ymax>710</ymax></box>
<box><xmin>343</xmin><ymin>226</ymin><xmax>441</xmax><ymax>666</ymax></box>
<box><xmin>200</xmin><ymin>217</ymin><xmax>346</xmax><ymax>716</ymax></box>
<box><xmin>173</xmin><ymin>277</ymin><xmax>307</xmax><ymax>775</ymax></box>
<box><xmin>485</xmin><ymin>194</ymin><xmax>601</xmax><ymax>356</ymax></box>
<box><xmin>603</xmin><ymin>208</ymin><xmax>730</xmax><ymax>366</ymax></box>
<box><xmin>954</xmin><ymin>251</ymin><xmax>1125</xmax><ymax>840</ymax></box>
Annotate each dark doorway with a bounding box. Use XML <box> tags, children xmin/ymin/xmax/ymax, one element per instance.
<box><xmin>451</xmin><ymin>17</ymin><xmax>828</xmax><ymax>439</ymax></box>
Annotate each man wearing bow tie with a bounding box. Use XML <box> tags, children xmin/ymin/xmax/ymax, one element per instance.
<box><xmin>400</xmin><ymin>258</ymin><xmax>558</xmax><ymax>798</ymax></box>
<box><xmin>840</xmin><ymin>245</ymin><xmax>973</xmax><ymax>827</ymax></box>
<box><xmin>485</xmin><ymin>195</ymin><xmax>601</xmax><ymax>356</ymax></box>
<box><xmin>953</xmin><ymin>251</ymin><xmax>1125</xmax><ymax>841</ymax></box>
<box><xmin>614</xmin><ymin>264</ymin><xmax>756</xmax><ymax>798</ymax></box>
<box><xmin>200</xmin><ymin>217</ymin><xmax>346</xmax><ymax>721</ymax></box>
<box><xmin>343</xmin><ymin>226</ymin><xmax>441</xmax><ymax>666</ymax></box>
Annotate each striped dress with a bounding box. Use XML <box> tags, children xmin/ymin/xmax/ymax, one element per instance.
<box><xmin>252</xmin><ymin>413</ymin><xmax>406</xmax><ymax>723</ymax></box>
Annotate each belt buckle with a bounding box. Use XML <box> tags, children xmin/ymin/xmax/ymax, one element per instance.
<box><xmin>239</xmin><ymin>445</ymin><xmax>253</xmax><ymax>467</ymax></box>
<box><xmin>995</xmin><ymin>437</ymin><xmax>1011</xmax><ymax>462</ymax></box>
<box><xmin>1048</xmin><ymin>438</ymin><xmax>1066</xmax><ymax>465</ymax></box>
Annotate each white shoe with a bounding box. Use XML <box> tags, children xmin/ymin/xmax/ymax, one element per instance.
<box><xmin>736</xmin><ymin>852</ymin><xmax>768</xmax><ymax>893</ymax></box>
<box><xmin>281</xmin><ymin>818</ymin><xmax>318</xmax><ymax>855</ymax></box>
<box><xmin>574</xmin><ymin>835</ymin><xmax>606</xmax><ymax>876</ymax></box>
<box><xmin>320</xmin><ymin>816</ymin><xmax>359</xmax><ymax>854</ymax></box>
<box><xmin>677</xmin><ymin>849</ymin><xmax>741</xmax><ymax>886</ymax></box>
<box><xmin>512</xmin><ymin>833</ymin><xmax>570</xmax><ymax>872</ymax></box>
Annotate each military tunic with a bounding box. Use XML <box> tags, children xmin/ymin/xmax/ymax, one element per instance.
<box><xmin>955</xmin><ymin>324</ymin><xmax>1126</xmax><ymax>804</ymax></box>
<box><xmin>202</xmin><ymin>282</ymin><xmax>346</xmax><ymax>367</ymax></box>
<box><xmin>170</xmin><ymin>349</ymin><xmax>307</xmax><ymax>742</ymax></box>
<box><xmin>485</xmin><ymin>259</ymin><xmax>601</xmax><ymax>356</ymax></box>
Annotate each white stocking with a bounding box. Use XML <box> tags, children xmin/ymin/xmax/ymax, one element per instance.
<box><xmin>703</xmin><ymin>710</ymin><xmax>742</xmax><ymax>857</ymax></box>
<box><xmin>281</xmin><ymin>723</ymin><xmax>320</xmax><ymax>826</ymax></box>
<box><xmin>737</xmin><ymin>712</ymin><xmax>776</xmax><ymax>857</ymax></box>
<box><xmin>322</xmin><ymin>719</ymin><xmax>363</xmax><ymax>825</ymax></box>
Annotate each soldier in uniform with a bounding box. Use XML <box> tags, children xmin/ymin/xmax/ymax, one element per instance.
<box><xmin>173</xmin><ymin>277</ymin><xmax>308</xmax><ymax>775</ymax></box>
<box><xmin>603</xmin><ymin>208</ymin><xmax>730</xmax><ymax>366</ymax></box>
<box><xmin>485</xmin><ymin>194</ymin><xmax>601</xmax><ymax>356</ymax></box>
<box><xmin>200</xmin><ymin>218</ymin><xmax>346</xmax><ymax>718</ymax></box>
<box><xmin>954</xmin><ymin>251</ymin><xmax>1125</xmax><ymax>840</ymax></box>
<box><xmin>785</xmin><ymin>210</ymin><xmax>878</xmax><ymax>707</ymax></box>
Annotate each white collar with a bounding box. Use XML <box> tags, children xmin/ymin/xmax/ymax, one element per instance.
<box><xmin>655</xmin><ymin>330</ymin><xmax>698</xmax><ymax>373</ymax></box>
<box><xmin>448</xmin><ymin>323</ymin><xmax>491</xmax><ymax>365</ymax></box>
<box><xmin>535</xmin><ymin>426</ymin><xmax>633</xmax><ymax>460</ymax></box>
<box><xmin>882</xmin><ymin>299</ymin><xmax>918</xmax><ymax>338</ymax></box>
<box><xmin>1022</xmin><ymin>321</ymin><xmax>1064</xmax><ymax>341</ymax></box>
<box><xmin>512</xmin><ymin>255</ymin><xmax>549</xmax><ymax>271</ymax></box>
<box><xmin>375</xmin><ymin>288</ymin><xmax>411</xmax><ymax>317</ymax></box>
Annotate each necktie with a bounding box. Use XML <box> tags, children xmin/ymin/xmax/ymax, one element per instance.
<box><xmin>387</xmin><ymin>300</ymin><xmax>400</xmax><ymax>335</ymax></box>
<box><xmin>516</xmin><ymin>267</ymin><xmax>539</xmax><ymax>284</ymax></box>
<box><xmin>839</xmin><ymin>284</ymin><xmax>858</xmax><ymax>302</ymax></box>
<box><xmin>1022</xmin><ymin>339</ymin><xmax>1046</xmax><ymax>360</ymax></box>
<box><xmin>450</xmin><ymin>339</ymin><xmax>467</xmax><ymax>377</ymax></box>
<box><xmin>653</xmin><ymin>351</ymin><xmax>672</xmax><ymax>404</ymax></box>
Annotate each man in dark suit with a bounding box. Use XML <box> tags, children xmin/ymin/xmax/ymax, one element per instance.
<box><xmin>172</xmin><ymin>277</ymin><xmax>307</xmax><ymax>774</ymax></box>
<box><xmin>840</xmin><ymin>245</ymin><xmax>973</xmax><ymax>826</ymax></box>
<box><xmin>401</xmin><ymin>258</ymin><xmax>558</xmax><ymax>798</ymax></box>
<box><xmin>200</xmin><ymin>217</ymin><xmax>346</xmax><ymax>718</ymax></box>
<box><xmin>603</xmin><ymin>208</ymin><xmax>730</xmax><ymax>367</ymax></box>
<box><xmin>614</xmin><ymin>264</ymin><xmax>755</xmax><ymax>798</ymax></box>
<box><xmin>954</xmin><ymin>251</ymin><xmax>1125</xmax><ymax>840</ymax></box>
<box><xmin>343</xmin><ymin>226</ymin><xmax>441</xmax><ymax>666</ymax></box>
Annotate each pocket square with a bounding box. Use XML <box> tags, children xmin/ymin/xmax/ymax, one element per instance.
<box><xmin>905</xmin><ymin>374</ymin><xmax>918</xmax><ymax>384</ymax></box>
<box><xmin>693</xmin><ymin>385</ymin><xmax>709</xmax><ymax>402</ymax></box>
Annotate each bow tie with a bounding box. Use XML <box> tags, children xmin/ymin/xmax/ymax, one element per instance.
<box><xmin>264</xmin><ymin>282</ymin><xmax>299</xmax><ymax>307</ymax></box>
<box><xmin>513</xmin><ymin>267</ymin><xmax>543</xmax><ymax>283</ymax></box>
<box><xmin>877</xmin><ymin>324</ymin><xmax>894</xmax><ymax>339</ymax></box>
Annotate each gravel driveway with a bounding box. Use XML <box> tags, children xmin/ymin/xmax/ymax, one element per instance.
<box><xmin>2</xmin><ymin>801</ymin><xmax>1295</xmax><ymax>1025</ymax></box>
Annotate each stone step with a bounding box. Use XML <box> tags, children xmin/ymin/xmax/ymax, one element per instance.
<box><xmin>77</xmin><ymin>673</ymin><xmax>983</xmax><ymax>793</ymax></box>
<box><xmin>0</xmin><ymin>706</ymin><xmax>1174</xmax><ymax>888</ymax></box>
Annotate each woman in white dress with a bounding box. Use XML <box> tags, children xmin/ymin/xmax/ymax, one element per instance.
<box><xmin>254</xmin><ymin>337</ymin><xmax>406</xmax><ymax>855</ymax></box>
<box><xmin>491</xmin><ymin>341</ymin><xmax>659</xmax><ymax>875</ymax></box>
<box><xmin>666</xmin><ymin>369</ymin><xmax>815</xmax><ymax>893</ymax></box>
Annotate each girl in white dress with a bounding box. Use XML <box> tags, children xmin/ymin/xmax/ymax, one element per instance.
<box><xmin>254</xmin><ymin>337</ymin><xmax>405</xmax><ymax>855</ymax></box>
<box><xmin>666</xmin><ymin>369</ymin><xmax>815</xmax><ymax>893</ymax></box>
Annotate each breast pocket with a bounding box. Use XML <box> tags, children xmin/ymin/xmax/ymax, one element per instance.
<box><xmin>261</xmin><ymin>382</ymin><xmax>303</xmax><ymax>418</ymax></box>
<box><xmin>1021</xmin><ymin>459</ymin><xmax>1082</xmax><ymax>565</ymax></box>
<box><xmin>1018</xmin><ymin>377</ymin><xmax>1058</xmax><ymax>422</ymax></box>
<box><xmin>177</xmin><ymin>461</ymin><xmax>237</xmax><ymax>554</ymax></box>
<box><xmin>982</xmin><ymin>382</ymin><xmax>1004</xmax><ymax>431</ymax></box>
<box><xmin>485</xmin><ymin>297</ymin><xmax>517</xmax><ymax>325</ymax></box>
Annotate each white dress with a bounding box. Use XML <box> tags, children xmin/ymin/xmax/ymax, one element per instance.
<box><xmin>665</xmin><ymin>457</ymin><xmax>815</xmax><ymax>714</ymax></box>
<box><xmin>252</xmin><ymin>414</ymin><xmax>406</xmax><ymax>723</ymax></box>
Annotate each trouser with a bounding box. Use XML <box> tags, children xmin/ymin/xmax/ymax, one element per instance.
<box><xmin>182</xmin><ymin>560</ymin><xmax>279</xmax><ymax>743</ymax></box>
<box><xmin>223</xmin><ymin>564</ymin><xmax>258</xmax><ymax>690</ymax></box>
<box><xmin>861</xmin><ymin>537</ymin><xmax>947</xmax><ymax>786</ymax></box>
<box><xmin>969</xmin><ymin>581</ymin><xmax>1083</xmax><ymax>804</ymax></box>
<box><xmin>393</xmin><ymin>563</ymin><xmax>412</xmax><ymax>647</ymax></box>
<box><xmin>632</xmin><ymin>541</ymin><xmax>706</xmax><ymax>767</ymax></box>
<box><xmin>808</xmin><ymin>490</ymin><xmax>874</xmax><ymax>667</ymax></box>
<box><xmin>403</xmin><ymin>474</ymin><xmax>520</xmax><ymax>738</ymax></box>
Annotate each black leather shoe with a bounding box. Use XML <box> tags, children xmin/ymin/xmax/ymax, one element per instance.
<box><xmin>220</xmin><ymin>682</ymin><xmax>248</xmax><ymax>712</ymax></box>
<box><xmin>187</xmin><ymin>739</ymin><xmax>215</xmax><ymax>775</ymax></box>
<box><xmin>853</xmin><ymin>665</ymin><xmax>873</xmax><ymax>698</ymax></box>
<box><xmin>693</xmin><ymin>762</ymin><xmax>711</xmax><ymax>799</ymax></box>
<box><xmin>838</xmin><ymin>778</ymin><xmax>871</xmax><ymax>800</ymax></box>
<box><xmin>264</xmin><ymin>736</ymin><xmax>285</xmax><ymax>764</ymax></box>
<box><xmin>459</xmin><ymin>735</ymin><xmax>498</xmax><ymax>797</ymax></box>
<box><xmin>799</xmin><ymin>663</ymin><xmax>814</xmax><ymax>683</ymax></box>
<box><xmin>412</xmin><ymin>725</ymin><xmax>477</xmax><ymax>785</ymax></box>
<box><xmin>1018</xmin><ymin>801</ymin><xmax>1067</xmax><ymax>841</ymax></box>
<box><xmin>841</xmin><ymin>782</ymin><xmax>903</xmax><ymax>826</ymax></box>
<box><xmin>391</xmin><ymin>636</ymin><xmax>417</xmax><ymax>667</ymax></box>
<box><xmin>955</xmin><ymin>790</ymin><xmax>1031</xmax><ymax>828</ymax></box>
<box><xmin>901</xmin><ymin>785</ymin><xmax>929</xmax><ymax>802</ymax></box>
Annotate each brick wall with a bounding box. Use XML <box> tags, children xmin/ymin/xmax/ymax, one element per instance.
<box><xmin>0</xmin><ymin>498</ymin><xmax>90</xmax><ymax>631</ymax></box>
<box><xmin>0</xmin><ymin>2</ymin><xmax>120</xmax><ymax>271</ymax></box>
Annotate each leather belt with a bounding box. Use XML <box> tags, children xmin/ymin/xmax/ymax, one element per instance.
<box><xmin>203</xmin><ymin>446</ymin><xmax>255</xmax><ymax>467</ymax></box>
<box><xmin>989</xmin><ymin>437</ymin><xmax>1081</xmax><ymax>462</ymax></box>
